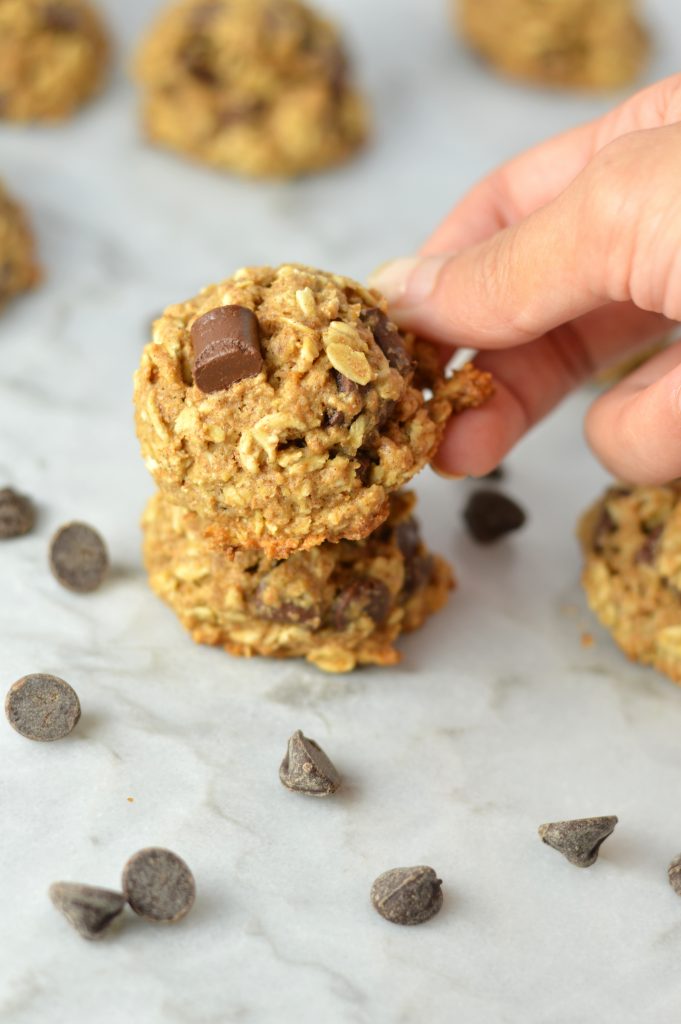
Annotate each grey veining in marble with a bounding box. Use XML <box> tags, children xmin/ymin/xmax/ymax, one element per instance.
<box><xmin>2</xmin><ymin>1</ymin><xmax>681</xmax><ymax>1022</ymax></box>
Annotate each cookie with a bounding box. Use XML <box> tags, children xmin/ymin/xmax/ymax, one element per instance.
<box><xmin>0</xmin><ymin>0</ymin><xmax>109</xmax><ymax>121</ymax></box>
<box><xmin>142</xmin><ymin>489</ymin><xmax>454</xmax><ymax>674</ymax></box>
<box><xmin>134</xmin><ymin>0</ymin><xmax>368</xmax><ymax>179</ymax></box>
<box><xmin>0</xmin><ymin>182</ymin><xmax>40</xmax><ymax>309</ymax></box>
<box><xmin>456</xmin><ymin>0</ymin><xmax>648</xmax><ymax>90</ymax></box>
<box><xmin>580</xmin><ymin>483</ymin><xmax>681</xmax><ymax>683</ymax></box>
<box><xmin>133</xmin><ymin>264</ymin><xmax>492</xmax><ymax>558</ymax></box>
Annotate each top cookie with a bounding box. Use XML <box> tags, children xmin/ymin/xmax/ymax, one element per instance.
<box><xmin>134</xmin><ymin>0</ymin><xmax>368</xmax><ymax>179</ymax></box>
<box><xmin>0</xmin><ymin>0</ymin><xmax>109</xmax><ymax>121</ymax></box>
<box><xmin>134</xmin><ymin>264</ymin><xmax>492</xmax><ymax>558</ymax></box>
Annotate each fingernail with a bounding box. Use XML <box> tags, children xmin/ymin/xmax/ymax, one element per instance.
<box><xmin>369</xmin><ymin>254</ymin><xmax>447</xmax><ymax>309</ymax></box>
<box><xmin>431</xmin><ymin>462</ymin><xmax>467</xmax><ymax>481</ymax></box>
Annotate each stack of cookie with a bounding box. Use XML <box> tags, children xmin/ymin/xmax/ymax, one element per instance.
<box><xmin>134</xmin><ymin>263</ymin><xmax>492</xmax><ymax>672</ymax></box>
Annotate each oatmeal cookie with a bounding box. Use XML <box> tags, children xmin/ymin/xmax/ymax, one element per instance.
<box><xmin>580</xmin><ymin>482</ymin><xmax>681</xmax><ymax>683</ymax></box>
<box><xmin>0</xmin><ymin>0</ymin><xmax>109</xmax><ymax>121</ymax></box>
<box><xmin>134</xmin><ymin>264</ymin><xmax>492</xmax><ymax>558</ymax></box>
<box><xmin>134</xmin><ymin>0</ymin><xmax>367</xmax><ymax>179</ymax></box>
<box><xmin>457</xmin><ymin>0</ymin><xmax>648</xmax><ymax>90</ymax></box>
<box><xmin>0</xmin><ymin>182</ymin><xmax>40</xmax><ymax>308</ymax></box>
<box><xmin>143</xmin><ymin>489</ymin><xmax>454</xmax><ymax>673</ymax></box>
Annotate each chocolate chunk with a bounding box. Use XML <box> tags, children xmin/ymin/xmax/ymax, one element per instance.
<box><xmin>49</xmin><ymin>522</ymin><xmax>109</xmax><ymax>593</ymax></box>
<box><xmin>122</xmin><ymin>848</ymin><xmax>196</xmax><ymax>924</ymax></box>
<box><xmin>279</xmin><ymin>730</ymin><xmax>341</xmax><ymax>797</ymax></box>
<box><xmin>5</xmin><ymin>673</ymin><xmax>81</xmax><ymax>741</ymax></box>
<box><xmin>179</xmin><ymin>38</ymin><xmax>217</xmax><ymax>84</ymax></box>
<box><xmin>355</xmin><ymin>449</ymin><xmax>377</xmax><ymax>487</ymax></box>
<box><xmin>370</xmin><ymin>866</ymin><xmax>443</xmax><ymax>925</ymax></box>
<box><xmin>331</xmin><ymin>577</ymin><xmax>391</xmax><ymax>630</ymax></box>
<box><xmin>0</xmin><ymin>487</ymin><xmax>35</xmax><ymax>538</ymax></box>
<box><xmin>483</xmin><ymin>465</ymin><xmax>505</xmax><ymax>481</ymax></box>
<box><xmin>254</xmin><ymin>572</ymin><xmax>320</xmax><ymax>626</ymax></box>
<box><xmin>538</xmin><ymin>816</ymin><xmax>618</xmax><ymax>867</ymax></box>
<box><xmin>49</xmin><ymin>882</ymin><xmax>125</xmax><ymax>940</ymax></box>
<box><xmin>217</xmin><ymin>98</ymin><xmax>267</xmax><ymax>127</ymax></box>
<box><xmin>43</xmin><ymin>4</ymin><xmax>81</xmax><ymax>31</ymax></box>
<box><xmin>463</xmin><ymin>490</ymin><xmax>526</xmax><ymax>544</ymax></box>
<box><xmin>191</xmin><ymin>305</ymin><xmax>263</xmax><ymax>394</ymax></box>
<box><xmin>361</xmin><ymin>308</ymin><xmax>412</xmax><ymax>375</ymax></box>
<box><xmin>403</xmin><ymin>554</ymin><xmax>434</xmax><ymax>599</ymax></box>
<box><xmin>635</xmin><ymin>524</ymin><xmax>664</xmax><ymax>566</ymax></box>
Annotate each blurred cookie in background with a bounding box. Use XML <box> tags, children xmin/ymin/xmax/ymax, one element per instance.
<box><xmin>0</xmin><ymin>181</ymin><xmax>40</xmax><ymax>309</ymax></box>
<box><xmin>456</xmin><ymin>0</ymin><xmax>648</xmax><ymax>90</ymax></box>
<box><xmin>0</xmin><ymin>0</ymin><xmax>109</xmax><ymax>121</ymax></box>
<box><xmin>134</xmin><ymin>0</ymin><xmax>369</xmax><ymax>179</ymax></box>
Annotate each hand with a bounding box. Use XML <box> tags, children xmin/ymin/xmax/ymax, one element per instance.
<box><xmin>370</xmin><ymin>75</ymin><xmax>681</xmax><ymax>484</ymax></box>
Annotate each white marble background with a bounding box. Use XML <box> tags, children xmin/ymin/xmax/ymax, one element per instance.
<box><xmin>2</xmin><ymin>1</ymin><xmax>681</xmax><ymax>1022</ymax></box>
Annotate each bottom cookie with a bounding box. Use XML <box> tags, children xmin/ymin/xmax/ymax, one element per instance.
<box><xmin>143</xmin><ymin>490</ymin><xmax>453</xmax><ymax>673</ymax></box>
<box><xmin>580</xmin><ymin>483</ymin><xmax>681</xmax><ymax>683</ymax></box>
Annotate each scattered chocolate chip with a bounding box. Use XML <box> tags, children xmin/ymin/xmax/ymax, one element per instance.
<box><xmin>0</xmin><ymin>487</ymin><xmax>35</xmax><ymax>538</ymax></box>
<box><xmin>635</xmin><ymin>524</ymin><xmax>664</xmax><ymax>566</ymax></box>
<box><xmin>5</xmin><ymin>673</ymin><xmax>81</xmax><ymax>741</ymax></box>
<box><xmin>49</xmin><ymin>522</ymin><xmax>109</xmax><ymax>593</ymax></box>
<box><xmin>360</xmin><ymin>308</ymin><xmax>412</xmax><ymax>376</ymax></box>
<box><xmin>463</xmin><ymin>490</ymin><xmax>526</xmax><ymax>544</ymax></box>
<box><xmin>279</xmin><ymin>729</ymin><xmax>341</xmax><ymax>797</ymax></box>
<box><xmin>49</xmin><ymin>882</ymin><xmax>125</xmax><ymax>940</ymax></box>
<box><xmin>122</xmin><ymin>848</ymin><xmax>196</xmax><ymax>924</ymax></box>
<box><xmin>191</xmin><ymin>305</ymin><xmax>263</xmax><ymax>394</ymax></box>
<box><xmin>538</xmin><ymin>816</ymin><xmax>618</xmax><ymax>867</ymax></box>
<box><xmin>331</xmin><ymin>577</ymin><xmax>391</xmax><ymax>629</ymax></box>
<box><xmin>668</xmin><ymin>854</ymin><xmax>681</xmax><ymax>896</ymax></box>
<box><xmin>370</xmin><ymin>866</ymin><xmax>443</xmax><ymax>925</ymax></box>
<box><xmin>43</xmin><ymin>4</ymin><xmax>81</xmax><ymax>31</ymax></box>
<box><xmin>254</xmin><ymin>571</ymin><xmax>320</xmax><ymax>626</ymax></box>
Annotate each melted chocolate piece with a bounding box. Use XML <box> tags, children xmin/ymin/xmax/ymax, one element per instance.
<box><xmin>361</xmin><ymin>308</ymin><xmax>412</xmax><ymax>376</ymax></box>
<box><xmin>331</xmin><ymin>577</ymin><xmax>391</xmax><ymax>630</ymax></box>
<box><xmin>191</xmin><ymin>305</ymin><xmax>263</xmax><ymax>393</ymax></box>
<box><xmin>254</xmin><ymin>577</ymin><xmax>320</xmax><ymax>626</ymax></box>
<box><xmin>635</xmin><ymin>524</ymin><xmax>664</xmax><ymax>566</ymax></box>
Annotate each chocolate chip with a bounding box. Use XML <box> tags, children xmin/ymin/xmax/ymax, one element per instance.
<box><xmin>668</xmin><ymin>854</ymin><xmax>681</xmax><ymax>896</ymax></box>
<box><xmin>396</xmin><ymin>517</ymin><xmax>421</xmax><ymax>560</ymax></box>
<box><xmin>0</xmin><ymin>487</ymin><xmax>35</xmax><ymax>538</ymax></box>
<box><xmin>331</xmin><ymin>577</ymin><xmax>391</xmax><ymax>630</ymax></box>
<box><xmin>279</xmin><ymin>730</ymin><xmax>341</xmax><ymax>797</ymax></box>
<box><xmin>370</xmin><ymin>866</ymin><xmax>443</xmax><ymax>925</ymax></box>
<box><xmin>333</xmin><ymin>368</ymin><xmax>358</xmax><ymax>394</ymax></box>
<box><xmin>322</xmin><ymin>408</ymin><xmax>345</xmax><ymax>428</ymax></box>
<box><xmin>593</xmin><ymin>505</ymin><xmax>616</xmax><ymax>551</ymax></box>
<box><xmin>5</xmin><ymin>673</ymin><xmax>81</xmax><ymax>741</ymax></box>
<box><xmin>49</xmin><ymin>882</ymin><xmax>125</xmax><ymax>940</ymax></box>
<box><xmin>179</xmin><ymin>39</ymin><xmax>217</xmax><ymax>84</ymax></box>
<box><xmin>538</xmin><ymin>816</ymin><xmax>618</xmax><ymax>867</ymax></box>
<box><xmin>635</xmin><ymin>524</ymin><xmax>664</xmax><ymax>566</ymax></box>
<box><xmin>463</xmin><ymin>490</ymin><xmax>526</xmax><ymax>544</ymax></box>
<box><xmin>49</xmin><ymin>522</ymin><xmax>109</xmax><ymax>593</ymax></box>
<box><xmin>355</xmin><ymin>449</ymin><xmax>377</xmax><ymax>487</ymax></box>
<box><xmin>361</xmin><ymin>308</ymin><xmax>412</xmax><ymax>376</ymax></box>
<box><xmin>483</xmin><ymin>465</ymin><xmax>505</xmax><ymax>481</ymax></box>
<box><xmin>122</xmin><ymin>848</ymin><xmax>196</xmax><ymax>924</ymax></box>
<box><xmin>43</xmin><ymin>4</ymin><xmax>81</xmax><ymax>31</ymax></box>
<box><xmin>254</xmin><ymin>572</ymin><xmax>320</xmax><ymax>626</ymax></box>
<box><xmin>217</xmin><ymin>98</ymin><xmax>267</xmax><ymax>127</ymax></box>
<box><xmin>191</xmin><ymin>305</ymin><xmax>263</xmax><ymax>394</ymax></box>
<box><xmin>403</xmin><ymin>554</ymin><xmax>434</xmax><ymax>599</ymax></box>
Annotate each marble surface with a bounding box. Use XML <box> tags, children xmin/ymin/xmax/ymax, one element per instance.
<box><xmin>2</xmin><ymin>1</ymin><xmax>681</xmax><ymax>1022</ymax></box>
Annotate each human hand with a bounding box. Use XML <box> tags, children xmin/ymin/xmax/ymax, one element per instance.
<box><xmin>370</xmin><ymin>75</ymin><xmax>681</xmax><ymax>484</ymax></box>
